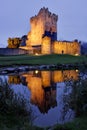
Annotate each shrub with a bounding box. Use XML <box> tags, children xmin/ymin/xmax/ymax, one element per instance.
<box><xmin>0</xmin><ymin>78</ymin><xmax>35</xmax><ymax>128</ymax></box>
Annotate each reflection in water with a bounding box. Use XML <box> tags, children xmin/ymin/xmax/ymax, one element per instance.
<box><xmin>52</xmin><ymin>70</ymin><xmax>79</xmax><ymax>82</ymax></box>
<box><xmin>6</xmin><ymin>69</ymin><xmax>80</xmax><ymax>126</ymax></box>
<box><xmin>42</xmin><ymin>71</ymin><xmax>51</xmax><ymax>87</ymax></box>
<box><xmin>8</xmin><ymin>75</ymin><xmax>21</xmax><ymax>84</ymax></box>
<box><xmin>24</xmin><ymin>70</ymin><xmax>79</xmax><ymax>114</ymax></box>
<box><xmin>8</xmin><ymin>70</ymin><xmax>79</xmax><ymax>114</ymax></box>
<box><xmin>22</xmin><ymin>71</ymin><xmax>57</xmax><ymax>113</ymax></box>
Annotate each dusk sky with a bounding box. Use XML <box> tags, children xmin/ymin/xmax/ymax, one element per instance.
<box><xmin>0</xmin><ymin>0</ymin><xmax>87</xmax><ymax>47</ymax></box>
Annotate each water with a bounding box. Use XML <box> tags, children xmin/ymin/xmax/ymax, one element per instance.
<box><xmin>0</xmin><ymin>69</ymin><xmax>85</xmax><ymax>127</ymax></box>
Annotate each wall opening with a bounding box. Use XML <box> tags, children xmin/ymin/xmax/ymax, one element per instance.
<box><xmin>62</xmin><ymin>50</ymin><xmax>64</xmax><ymax>54</ymax></box>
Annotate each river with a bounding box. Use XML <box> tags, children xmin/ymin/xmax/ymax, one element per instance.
<box><xmin>0</xmin><ymin>69</ymin><xmax>87</xmax><ymax>127</ymax></box>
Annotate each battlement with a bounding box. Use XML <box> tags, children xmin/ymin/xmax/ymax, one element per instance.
<box><xmin>38</xmin><ymin>7</ymin><xmax>58</xmax><ymax>21</ymax></box>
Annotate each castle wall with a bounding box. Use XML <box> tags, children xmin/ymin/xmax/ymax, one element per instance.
<box><xmin>41</xmin><ymin>36</ymin><xmax>80</xmax><ymax>55</ymax></box>
<box><xmin>26</xmin><ymin>17</ymin><xmax>44</xmax><ymax>46</ymax></box>
<box><xmin>53</xmin><ymin>41</ymin><xmax>80</xmax><ymax>55</ymax></box>
<box><xmin>41</xmin><ymin>36</ymin><xmax>51</xmax><ymax>54</ymax></box>
<box><xmin>0</xmin><ymin>48</ymin><xmax>29</xmax><ymax>55</ymax></box>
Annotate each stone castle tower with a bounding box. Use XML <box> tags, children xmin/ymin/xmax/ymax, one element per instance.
<box><xmin>26</xmin><ymin>7</ymin><xmax>58</xmax><ymax>46</ymax></box>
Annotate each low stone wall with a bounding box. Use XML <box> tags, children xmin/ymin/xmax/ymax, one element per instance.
<box><xmin>0</xmin><ymin>48</ymin><xmax>29</xmax><ymax>55</ymax></box>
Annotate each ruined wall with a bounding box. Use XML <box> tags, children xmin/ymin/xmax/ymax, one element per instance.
<box><xmin>53</xmin><ymin>40</ymin><xmax>80</xmax><ymax>55</ymax></box>
<box><xmin>26</xmin><ymin>7</ymin><xmax>58</xmax><ymax>46</ymax></box>
<box><xmin>0</xmin><ymin>48</ymin><xmax>29</xmax><ymax>55</ymax></box>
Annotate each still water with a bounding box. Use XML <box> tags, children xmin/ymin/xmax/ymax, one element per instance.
<box><xmin>0</xmin><ymin>69</ymin><xmax>81</xmax><ymax>127</ymax></box>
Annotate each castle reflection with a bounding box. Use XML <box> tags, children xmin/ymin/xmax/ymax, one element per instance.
<box><xmin>8</xmin><ymin>70</ymin><xmax>79</xmax><ymax>113</ymax></box>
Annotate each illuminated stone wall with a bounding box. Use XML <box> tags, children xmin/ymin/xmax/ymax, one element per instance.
<box><xmin>53</xmin><ymin>40</ymin><xmax>80</xmax><ymax>55</ymax></box>
<box><xmin>41</xmin><ymin>37</ymin><xmax>80</xmax><ymax>55</ymax></box>
<box><xmin>26</xmin><ymin>7</ymin><xmax>58</xmax><ymax>46</ymax></box>
<box><xmin>41</xmin><ymin>36</ymin><xmax>51</xmax><ymax>54</ymax></box>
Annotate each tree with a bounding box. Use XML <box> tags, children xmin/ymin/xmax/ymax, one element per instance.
<box><xmin>7</xmin><ymin>37</ymin><xmax>21</xmax><ymax>48</ymax></box>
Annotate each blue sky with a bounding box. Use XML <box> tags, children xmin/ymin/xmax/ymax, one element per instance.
<box><xmin>0</xmin><ymin>0</ymin><xmax>87</xmax><ymax>47</ymax></box>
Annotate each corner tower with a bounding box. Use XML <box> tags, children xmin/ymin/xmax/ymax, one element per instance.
<box><xmin>26</xmin><ymin>7</ymin><xmax>58</xmax><ymax>47</ymax></box>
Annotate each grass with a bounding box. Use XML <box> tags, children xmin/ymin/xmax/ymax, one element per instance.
<box><xmin>0</xmin><ymin>115</ymin><xmax>87</xmax><ymax>130</ymax></box>
<box><xmin>0</xmin><ymin>54</ymin><xmax>87</xmax><ymax>66</ymax></box>
<box><xmin>54</xmin><ymin>116</ymin><xmax>87</xmax><ymax>130</ymax></box>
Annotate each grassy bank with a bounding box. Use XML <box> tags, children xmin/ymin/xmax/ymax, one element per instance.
<box><xmin>0</xmin><ymin>54</ymin><xmax>87</xmax><ymax>66</ymax></box>
<box><xmin>53</xmin><ymin>116</ymin><xmax>87</xmax><ymax>130</ymax></box>
<box><xmin>0</xmin><ymin>115</ymin><xmax>87</xmax><ymax>130</ymax></box>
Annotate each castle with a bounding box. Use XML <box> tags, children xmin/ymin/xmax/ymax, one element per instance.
<box><xmin>20</xmin><ymin>7</ymin><xmax>80</xmax><ymax>55</ymax></box>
